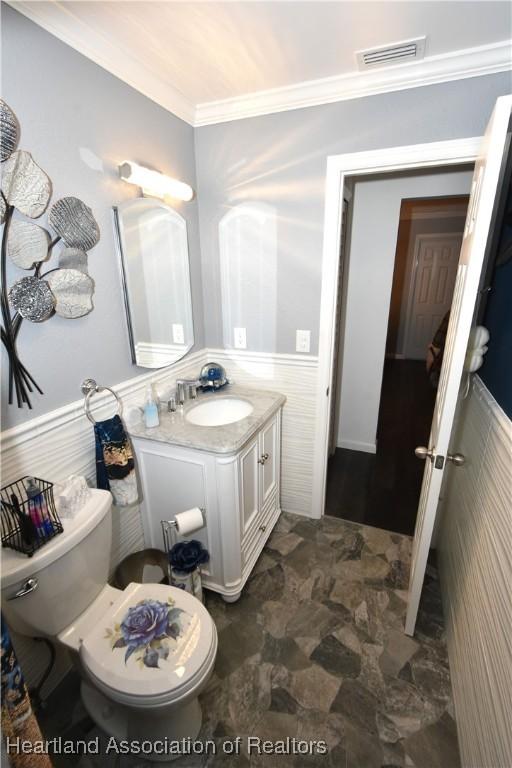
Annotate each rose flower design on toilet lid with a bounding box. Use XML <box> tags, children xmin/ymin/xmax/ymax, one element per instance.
<box><xmin>106</xmin><ymin>594</ymin><xmax>187</xmax><ymax>669</ymax></box>
<box><xmin>80</xmin><ymin>582</ymin><xmax>215</xmax><ymax>698</ymax></box>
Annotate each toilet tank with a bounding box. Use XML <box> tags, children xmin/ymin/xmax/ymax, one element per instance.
<box><xmin>1</xmin><ymin>489</ymin><xmax>112</xmax><ymax>638</ymax></box>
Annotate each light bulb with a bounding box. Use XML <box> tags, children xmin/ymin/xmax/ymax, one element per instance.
<box><xmin>119</xmin><ymin>161</ymin><xmax>194</xmax><ymax>202</ymax></box>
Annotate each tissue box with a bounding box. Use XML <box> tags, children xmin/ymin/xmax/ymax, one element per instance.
<box><xmin>56</xmin><ymin>475</ymin><xmax>90</xmax><ymax>517</ymax></box>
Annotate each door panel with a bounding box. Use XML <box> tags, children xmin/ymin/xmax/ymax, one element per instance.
<box><xmin>406</xmin><ymin>96</ymin><xmax>512</xmax><ymax>635</ymax></box>
<box><xmin>404</xmin><ymin>233</ymin><xmax>462</xmax><ymax>359</ymax></box>
<box><xmin>240</xmin><ymin>437</ymin><xmax>260</xmax><ymax>538</ymax></box>
<box><xmin>261</xmin><ymin>416</ymin><xmax>278</xmax><ymax>505</ymax></box>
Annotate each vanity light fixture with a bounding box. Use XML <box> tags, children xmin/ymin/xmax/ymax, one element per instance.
<box><xmin>118</xmin><ymin>161</ymin><xmax>194</xmax><ymax>202</ymax></box>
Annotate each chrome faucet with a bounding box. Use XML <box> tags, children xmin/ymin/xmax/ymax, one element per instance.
<box><xmin>175</xmin><ymin>378</ymin><xmax>201</xmax><ymax>405</ymax></box>
<box><xmin>168</xmin><ymin>363</ymin><xmax>227</xmax><ymax>411</ymax></box>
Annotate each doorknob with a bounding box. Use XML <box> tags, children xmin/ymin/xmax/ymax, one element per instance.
<box><xmin>447</xmin><ymin>452</ymin><xmax>466</xmax><ymax>466</ymax></box>
<box><xmin>414</xmin><ymin>446</ymin><xmax>434</xmax><ymax>461</ymax></box>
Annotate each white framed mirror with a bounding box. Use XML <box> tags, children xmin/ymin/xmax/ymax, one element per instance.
<box><xmin>113</xmin><ymin>199</ymin><xmax>194</xmax><ymax>368</ymax></box>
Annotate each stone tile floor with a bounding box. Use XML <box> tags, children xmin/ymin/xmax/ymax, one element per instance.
<box><xmin>39</xmin><ymin>513</ymin><xmax>460</xmax><ymax>768</ymax></box>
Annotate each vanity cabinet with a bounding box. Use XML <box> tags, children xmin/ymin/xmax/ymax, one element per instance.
<box><xmin>131</xmin><ymin>408</ymin><xmax>282</xmax><ymax>601</ymax></box>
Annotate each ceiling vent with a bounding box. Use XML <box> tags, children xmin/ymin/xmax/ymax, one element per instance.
<box><xmin>356</xmin><ymin>37</ymin><xmax>426</xmax><ymax>70</ymax></box>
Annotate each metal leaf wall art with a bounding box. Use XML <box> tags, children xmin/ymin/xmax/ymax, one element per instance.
<box><xmin>8</xmin><ymin>220</ymin><xmax>50</xmax><ymax>269</ymax></box>
<box><xmin>0</xmin><ymin>99</ymin><xmax>100</xmax><ymax>408</ymax></box>
<box><xmin>0</xmin><ymin>100</ymin><xmax>19</xmax><ymax>162</ymax></box>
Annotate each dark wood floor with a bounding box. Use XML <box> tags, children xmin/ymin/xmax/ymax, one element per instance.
<box><xmin>326</xmin><ymin>359</ymin><xmax>436</xmax><ymax>536</ymax></box>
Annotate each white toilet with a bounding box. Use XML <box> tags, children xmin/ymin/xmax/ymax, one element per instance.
<box><xmin>1</xmin><ymin>489</ymin><xmax>218</xmax><ymax>760</ymax></box>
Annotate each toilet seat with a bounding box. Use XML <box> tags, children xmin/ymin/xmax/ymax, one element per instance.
<box><xmin>79</xmin><ymin>582</ymin><xmax>217</xmax><ymax>707</ymax></box>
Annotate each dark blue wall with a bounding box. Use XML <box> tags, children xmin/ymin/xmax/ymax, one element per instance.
<box><xmin>479</xmin><ymin>183</ymin><xmax>512</xmax><ymax>419</ymax></box>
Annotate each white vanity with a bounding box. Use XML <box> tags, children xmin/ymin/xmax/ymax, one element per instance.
<box><xmin>129</xmin><ymin>386</ymin><xmax>285</xmax><ymax>602</ymax></box>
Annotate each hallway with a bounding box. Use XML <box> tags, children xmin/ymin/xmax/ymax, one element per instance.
<box><xmin>326</xmin><ymin>359</ymin><xmax>436</xmax><ymax>536</ymax></box>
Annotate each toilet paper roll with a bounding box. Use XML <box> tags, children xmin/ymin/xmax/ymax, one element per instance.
<box><xmin>174</xmin><ymin>507</ymin><xmax>204</xmax><ymax>535</ymax></box>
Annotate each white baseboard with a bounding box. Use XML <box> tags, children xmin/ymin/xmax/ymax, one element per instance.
<box><xmin>336</xmin><ymin>438</ymin><xmax>377</xmax><ymax>454</ymax></box>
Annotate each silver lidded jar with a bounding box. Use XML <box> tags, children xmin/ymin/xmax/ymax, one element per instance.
<box><xmin>199</xmin><ymin>362</ymin><xmax>228</xmax><ymax>390</ymax></box>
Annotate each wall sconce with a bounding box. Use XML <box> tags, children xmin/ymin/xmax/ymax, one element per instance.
<box><xmin>118</xmin><ymin>161</ymin><xmax>194</xmax><ymax>202</ymax></box>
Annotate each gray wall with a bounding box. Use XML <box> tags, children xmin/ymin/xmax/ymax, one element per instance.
<box><xmin>1</xmin><ymin>5</ymin><xmax>204</xmax><ymax>429</ymax></box>
<box><xmin>195</xmin><ymin>73</ymin><xmax>511</xmax><ymax>356</ymax></box>
<box><xmin>2</xmin><ymin>4</ymin><xmax>511</xmax><ymax>432</ymax></box>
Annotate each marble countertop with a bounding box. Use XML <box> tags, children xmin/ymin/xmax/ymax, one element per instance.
<box><xmin>128</xmin><ymin>385</ymin><xmax>286</xmax><ymax>455</ymax></box>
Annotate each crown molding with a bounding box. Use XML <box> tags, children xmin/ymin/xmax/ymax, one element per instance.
<box><xmin>194</xmin><ymin>40</ymin><xmax>512</xmax><ymax>126</ymax></box>
<box><xmin>7</xmin><ymin>0</ymin><xmax>196</xmax><ymax>126</ymax></box>
<box><xmin>8</xmin><ymin>3</ymin><xmax>511</xmax><ymax>128</ymax></box>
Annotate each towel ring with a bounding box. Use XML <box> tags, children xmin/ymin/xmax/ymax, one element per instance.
<box><xmin>81</xmin><ymin>378</ymin><xmax>122</xmax><ymax>425</ymax></box>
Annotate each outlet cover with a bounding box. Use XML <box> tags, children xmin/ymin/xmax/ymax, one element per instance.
<box><xmin>172</xmin><ymin>323</ymin><xmax>184</xmax><ymax>344</ymax></box>
<box><xmin>234</xmin><ymin>327</ymin><xmax>247</xmax><ymax>349</ymax></box>
<box><xmin>296</xmin><ymin>330</ymin><xmax>311</xmax><ymax>353</ymax></box>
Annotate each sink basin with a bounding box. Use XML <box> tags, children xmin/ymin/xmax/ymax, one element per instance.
<box><xmin>186</xmin><ymin>398</ymin><xmax>253</xmax><ymax>427</ymax></box>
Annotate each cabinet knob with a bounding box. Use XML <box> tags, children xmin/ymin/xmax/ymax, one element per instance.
<box><xmin>258</xmin><ymin>453</ymin><xmax>270</xmax><ymax>465</ymax></box>
<box><xmin>259</xmin><ymin>524</ymin><xmax>267</xmax><ymax>532</ymax></box>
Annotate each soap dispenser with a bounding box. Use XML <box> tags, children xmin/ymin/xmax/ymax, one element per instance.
<box><xmin>144</xmin><ymin>384</ymin><xmax>160</xmax><ymax>428</ymax></box>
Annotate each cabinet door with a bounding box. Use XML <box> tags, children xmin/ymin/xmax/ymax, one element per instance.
<box><xmin>260</xmin><ymin>415</ymin><xmax>278</xmax><ymax>506</ymax></box>
<box><xmin>239</xmin><ymin>436</ymin><xmax>260</xmax><ymax>538</ymax></box>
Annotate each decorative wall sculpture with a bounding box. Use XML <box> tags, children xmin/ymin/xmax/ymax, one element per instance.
<box><xmin>0</xmin><ymin>99</ymin><xmax>100</xmax><ymax>408</ymax></box>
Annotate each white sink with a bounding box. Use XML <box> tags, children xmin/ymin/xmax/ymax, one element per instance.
<box><xmin>185</xmin><ymin>397</ymin><xmax>253</xmax><ymax>427</ymax></box>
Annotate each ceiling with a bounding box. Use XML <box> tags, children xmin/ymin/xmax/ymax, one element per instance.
<box><xmin>9</xmin><ymin>1</ymin><xmax>512</xmax><ymax>124</ymax></box>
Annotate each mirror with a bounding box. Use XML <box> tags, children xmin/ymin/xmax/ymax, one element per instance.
<box><xmin>113</xmin><ymin>199</ymin><xmax>194</xmax><ymax>368</ymax></box>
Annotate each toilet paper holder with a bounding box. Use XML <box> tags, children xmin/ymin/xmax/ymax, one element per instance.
<box><xmin>161</xmin><ymin>507</ymin><xmax>206</xmax><ymax>553</ymax></box>
<box><xmin>161</xmin><ymin>508</ymin><xmax>206</xmax><ymax>586</ymax></box>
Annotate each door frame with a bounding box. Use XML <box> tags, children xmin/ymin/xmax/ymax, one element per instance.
<box><xmin>312</xmin><ymin>137</ymin><xmax>482</xmax><ymax>519</ymax></box>
<box><xmin>402</xmin><ymin>230</ymin><xmax>464</xmax><ymax>360</ymax></box>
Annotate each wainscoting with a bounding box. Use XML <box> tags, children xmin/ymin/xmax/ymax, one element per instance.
<box><xmin>438</xmin><ymin>376</ymin><xmax>512</xmax><ymax>768</ymax></box>
<box><xmin>207</xmin><ymin>349</ymin><xmax>319</xmax><ymax>517</ymax></box>
<box><xmin>0</xmin><ymin>346</ymin><xmax>318</xmax><ymax>695</ymax></box>
<box><xmin>0</xmin><ymin>348</ymin><xmax>205</xmax><ymax>696</ymax></box>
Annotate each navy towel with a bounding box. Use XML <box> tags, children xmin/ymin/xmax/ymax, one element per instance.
<box><xmin>94</xmin><ymin>415</ymin><xmax>139</xmax><ymax>506</ymax></box>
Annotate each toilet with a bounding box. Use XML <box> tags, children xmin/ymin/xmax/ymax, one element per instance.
<box><xmin>1</xmin><ymin>489</ymin><xmax>217</xmax><ymax>760</ymax></box>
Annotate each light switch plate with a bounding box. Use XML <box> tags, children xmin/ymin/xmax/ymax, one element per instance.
<box><xmin>296</xmin><ymin>330</ymin><xmax>311</xmax><ymax>353</ymax></box>
<box><xmin>234</xmin><ymin>327</ymin><xmax>247</xmax><ymax>349</ymax></box>
<box><xmin>172</xmin><ymin>323</ymin><xmax>184</xmax><ymax>344</ymax></box>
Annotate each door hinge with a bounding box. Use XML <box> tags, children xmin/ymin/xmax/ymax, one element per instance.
<box><xmin>435</xmin><ymin>455</ymin><xmax>445</xmax><ymax>469</ymax></box>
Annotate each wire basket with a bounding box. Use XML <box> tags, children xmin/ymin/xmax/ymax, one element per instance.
<box><xmin>1</xmin><ymin>476</ymin><xmax>63</xmax><ymax>557</ymax></box>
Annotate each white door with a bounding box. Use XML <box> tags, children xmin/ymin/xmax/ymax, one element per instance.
<box><xmin>404</xmin><ymin>233</ymin><xmax>462</xmax><ymax>359</ymax></box>
<box><xmin>260</xmin><ymin>416</ymin><xmax>278</xmax><ymax>506</ymax></box>
<box><xmin>239</xmin><ymin>436</ymin><xmax>260</xmax><ymax>539</ymax></box>
<box><xmin>406</xmin><ymin>95</ymin><xmax>512</xmax><ymax>636</ymax></box>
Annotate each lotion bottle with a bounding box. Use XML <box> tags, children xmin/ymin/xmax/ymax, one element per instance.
<box><xmin>144</xmin><ymin>384</ymin><xmax>160</xmax><ymax>428</ymax></box>
<box><xmin>26</xmin><ymin>477</ymin><xmax>53</xmax><ymax>537</ymax></box>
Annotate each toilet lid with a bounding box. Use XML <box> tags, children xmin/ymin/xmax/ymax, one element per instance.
<box><xmin>80</xmin><ymin>582</ymin><xmax>215</xmax><ymax>699</ymax></box>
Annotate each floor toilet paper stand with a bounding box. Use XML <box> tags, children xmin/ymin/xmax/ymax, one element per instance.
<box><xmin>161</xmin><ymin>508</ymin><xmax>206</xmax><ymax>583</ymax></box>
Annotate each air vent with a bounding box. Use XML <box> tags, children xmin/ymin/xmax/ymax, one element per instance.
<box><xmin>356</xmin><ymin>37</ymin><xmax>426</xmax><ymax>70</ymax></box>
